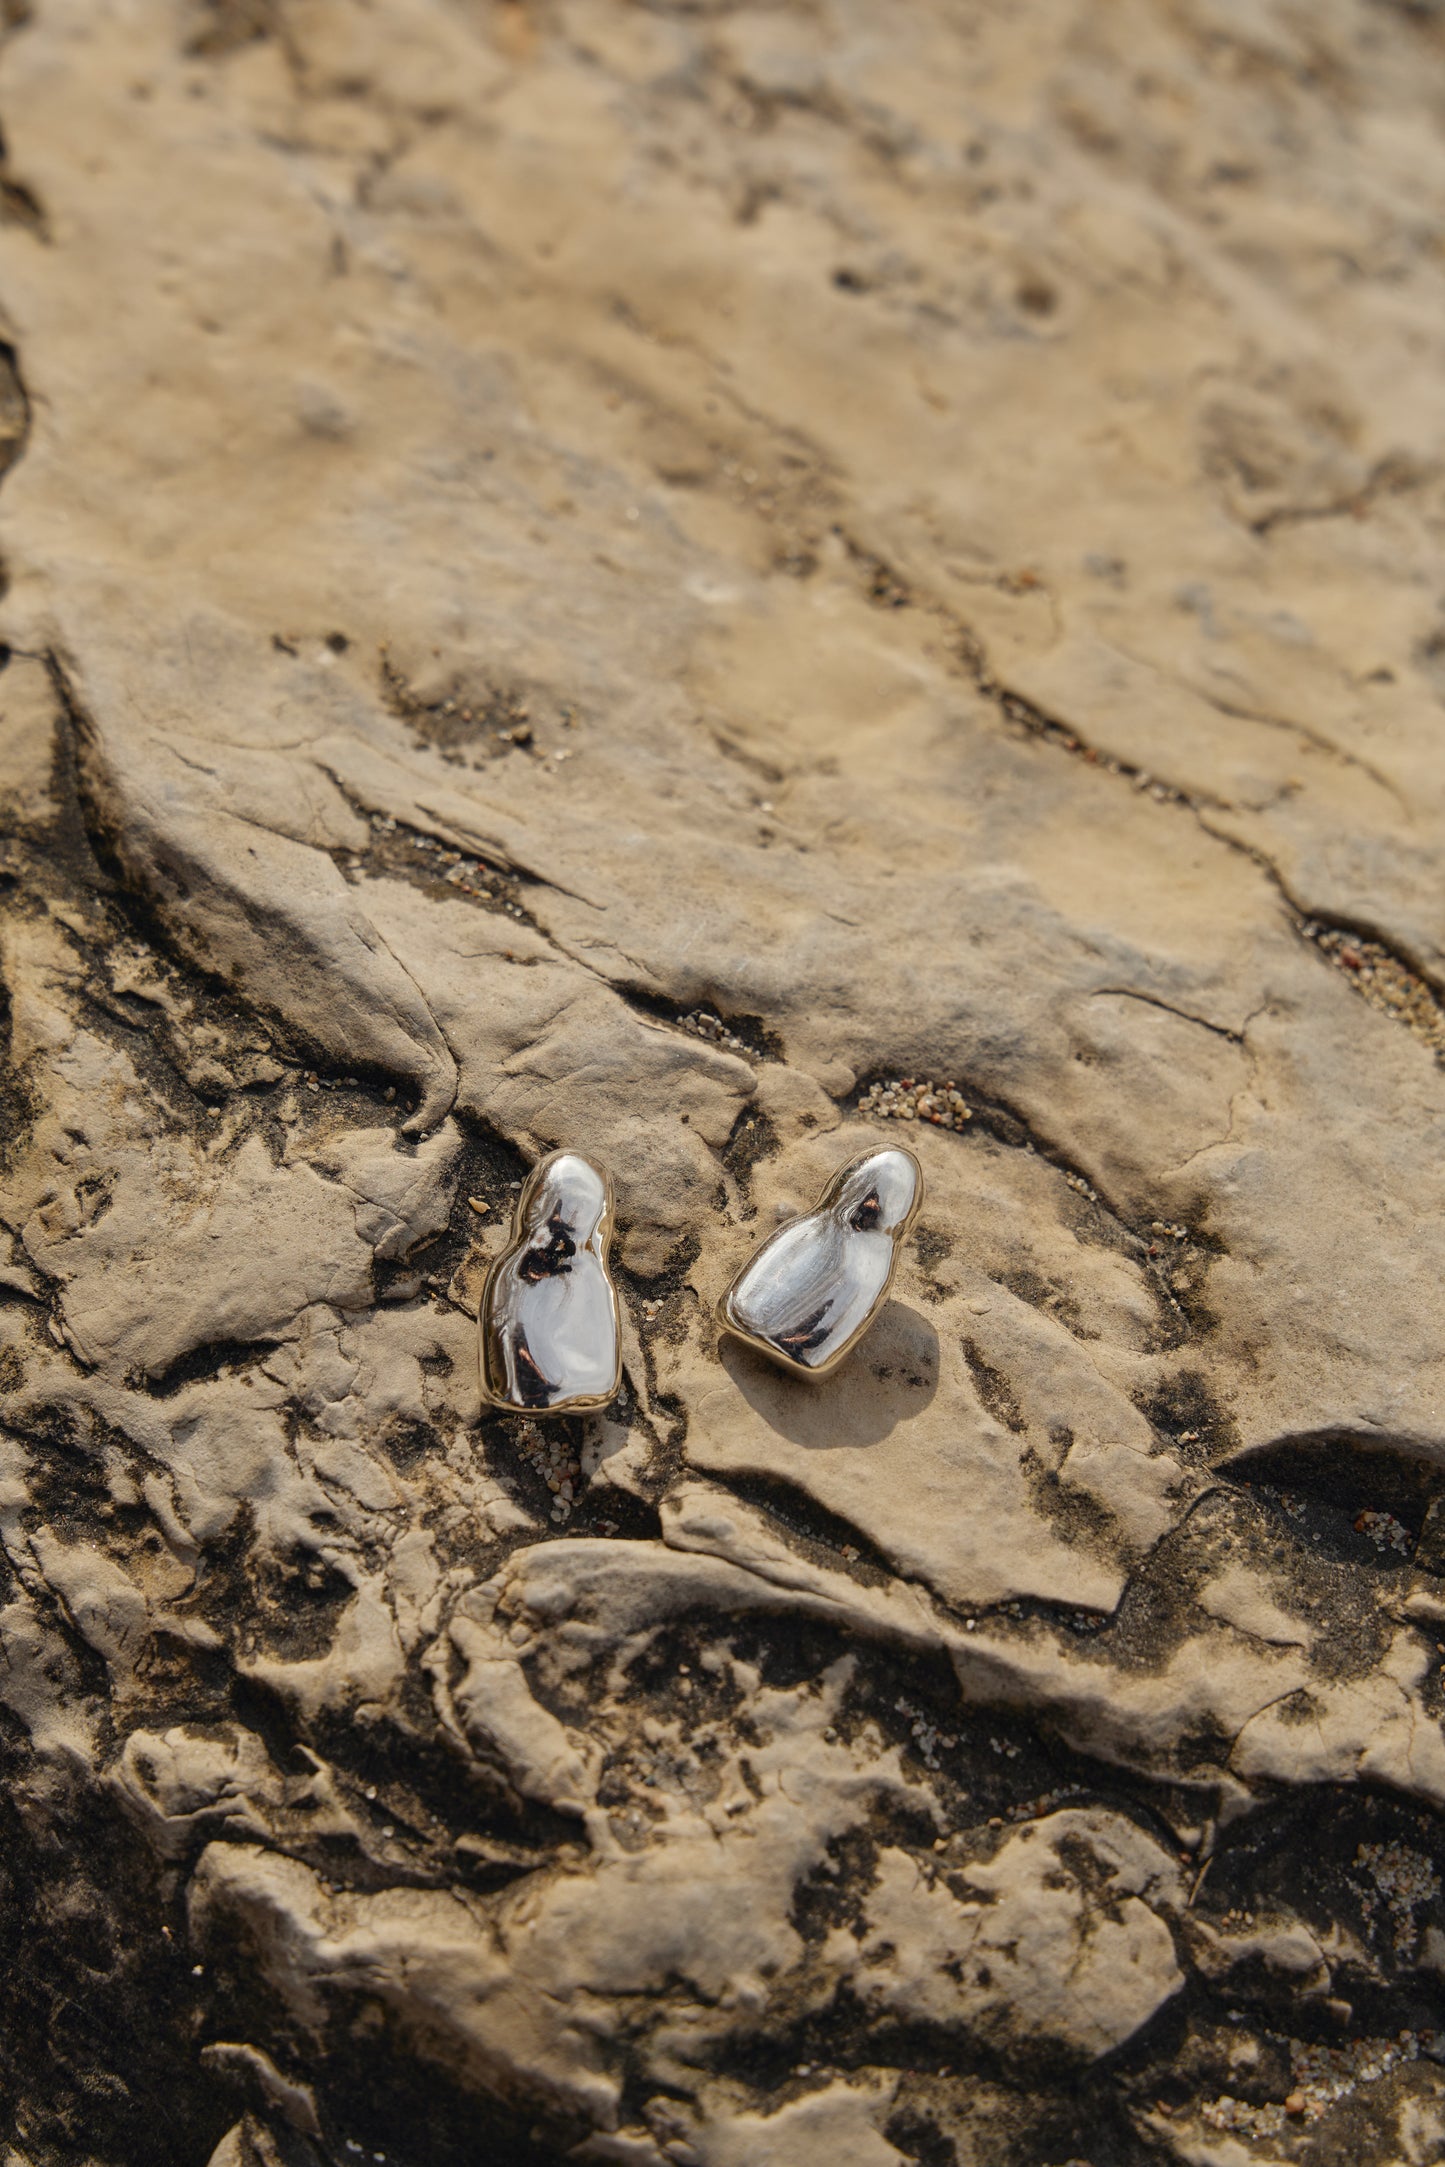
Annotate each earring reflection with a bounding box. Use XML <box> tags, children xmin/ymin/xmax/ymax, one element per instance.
<box><xmin>479</xmin><ymin>1150</ymin><xmax>621</xmax><ymax>1414</ymax></box>
<box><xmin>718</xmin><ymin>1145</ymin><xmax>923</xmax><ymax>1379</ymax></box>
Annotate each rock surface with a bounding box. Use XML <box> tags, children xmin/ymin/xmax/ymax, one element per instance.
<box><xmin>4</xmin><ymin>1</ymin><xmax>1445</xmax><ymax>2162</ymax></box>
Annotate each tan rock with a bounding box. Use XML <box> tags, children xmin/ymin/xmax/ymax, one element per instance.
<box><xmin>846</xmin><ymin>1810</ymin><xmax>1184</xmax><ymax>2060</ymax></box>
<box><xmin>686</xmin><ymin>2080</ymin><xmax>906</xmax><ymax>2167</ymax></box>
<box><xmin>4</xmin><ymin>0</ymin><xmax>1445</xmax><ymax>2155</ymax></box>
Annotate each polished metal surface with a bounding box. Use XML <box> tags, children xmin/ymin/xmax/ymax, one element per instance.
<box><xmin>479</xmin><ymin>1150</ymin><xmax>621</xmax><ymax>1414</ymax></box>
<box><xmin>719</xmin><ymin>1145</ymin><xmax>923</xmax><ymax>1378</ymax></box>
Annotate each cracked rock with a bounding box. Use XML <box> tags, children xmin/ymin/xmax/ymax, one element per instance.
<box><xmin>3</xmin><ymin>1</ymin><xmax>1445</xmax><ymax>2163</ymax></box>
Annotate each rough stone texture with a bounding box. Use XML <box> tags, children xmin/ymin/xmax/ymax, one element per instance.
<box><xmin>4</xmin><ymin>1</ymin><xmax>1445</xmax><ymax>2162</ymax></box>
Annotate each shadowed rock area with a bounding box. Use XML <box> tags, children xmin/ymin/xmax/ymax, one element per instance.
<box><xmin>3</xmin><ymin>1</ymin><xmax>1445</xmax><ymax>2161</ymax></box>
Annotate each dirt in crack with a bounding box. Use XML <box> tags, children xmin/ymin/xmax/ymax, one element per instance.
<box><xmin>335</xmin><ymin>807</ymin><xmax>542</xmax><ymax>938</ymax></box>
<box><xmin>1301</xmin><ymin>917</ymin><xmax>1445</xmax><ymax>1062</ymax></box>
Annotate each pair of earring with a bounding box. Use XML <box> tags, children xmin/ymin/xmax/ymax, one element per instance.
<box><xmin>478</xmin><ymin>1144</ymin><xmax>924</xmax><ymax>1414</ymax></box>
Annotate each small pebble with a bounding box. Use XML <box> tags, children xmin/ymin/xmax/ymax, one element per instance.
<box><xmin>859</xmin><ymin>1077</ymin><xmax>971</xmax><ymax>1131</ymax></box>
<box><xmin>679</xmin><ymin>1008</ymin><xmax>749</xmax><ymax>1056</ymax></box>
<box><xmin>1304</xmin><ymin>920</ymin><xmax>1445</xmax><ymax>1061</ymax></box>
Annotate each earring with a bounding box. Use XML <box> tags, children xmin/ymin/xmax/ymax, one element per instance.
<box><xmin>479</xmin><ymin>1150</ymin><xmax>622</xmax><ymax>1414</ymax></box>
<box><xmin>718</xmin><ymin>1145</ymin><xmax>923</xmax><ymax>1378</ymax></box>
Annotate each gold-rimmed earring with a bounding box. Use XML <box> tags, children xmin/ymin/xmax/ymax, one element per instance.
<box><xmin>718</xmin><ymin>1145</ymin><xmax>923</xmax><ymax>1378</ymax></box>
<box><xmin>479</xmin><ymin>1150</ymin><xmax>622</xmax><ymax>1414</ymax></box>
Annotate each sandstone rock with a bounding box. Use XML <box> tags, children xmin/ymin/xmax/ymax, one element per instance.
<box><xmin>683</xmin><ymin>2080</ymin><xmax>905</xmax><ymax>2167</ymax></box>
<box><xmin>4</xmin><ymin>0</ymin><xmax>1445</xmax><ymax>2160</ymax></box>
<box><xmin>843</xmin><ymin>1809</ymin><xmax>1184</xmax><ymax>2059</ymax></box>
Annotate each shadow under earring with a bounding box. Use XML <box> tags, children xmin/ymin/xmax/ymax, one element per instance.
<box><xmin>479</xmin><ymin>1149</ymin><xmax>622</xmax><ymax>1414</ymax></box>
<box><xmin>718</xmin><ymin>1144</ymin><xmax>923</xmax><ymax>1379</ymax></box>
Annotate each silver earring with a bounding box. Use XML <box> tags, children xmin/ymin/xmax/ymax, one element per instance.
<box><xmin>479</xmin><ymin>1150</ymin><xmax>622</xmax><ymax>1414</ymax></box>
<box><xmin>718</xmin><ymin>1145</ymin><xmax>923</xmax><ymax>1378</ymax></box>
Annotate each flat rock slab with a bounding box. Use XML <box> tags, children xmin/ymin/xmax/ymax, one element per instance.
<box><xmin>2</xmin><ymin>2</ymin><xmax>1445</xmax><ymax>2163</ymax></box>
